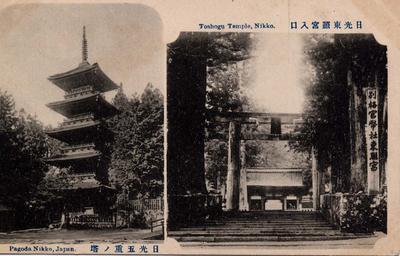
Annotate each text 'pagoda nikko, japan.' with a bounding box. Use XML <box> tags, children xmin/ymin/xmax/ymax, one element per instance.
<box><xmin>44</xmin><ymin>26</ymin><xmax>120</xmax><ymax>228</ymax></box>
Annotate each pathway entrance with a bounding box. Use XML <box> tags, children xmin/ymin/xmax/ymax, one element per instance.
<box><xmin>210</xmin><ymin>112</ymin><xmax>316</xmax><ymax>213</ymax></box>
<box><xmin>264</xmin><ymin>199</ymin><xmax>283</xmax><ymax>211</ymax></box>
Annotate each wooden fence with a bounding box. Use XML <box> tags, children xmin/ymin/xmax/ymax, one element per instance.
<box><xmin>68</xmin><ymin>215</ymin><xmax>115</xmax><ymax>229</ymax></box>
<box><xmin>117</xmin><ymin>198</ymin><xmax>164</xmax><ymax>212</ymax></box>
<box><xmin>131</xmin><ymin>198</ymin><xmax>163</xmax><ymax>212</ymax></box>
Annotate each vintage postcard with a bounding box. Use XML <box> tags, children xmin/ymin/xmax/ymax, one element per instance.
<box><xmin>0</xmin><ymin>0</ymin><xmax>399</xmax><ymax>255</ymax></box>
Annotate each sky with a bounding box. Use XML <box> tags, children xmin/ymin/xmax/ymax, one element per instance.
<box><xmin>0</xmin><ymin>4</ymin><xmax>308</xmax><ymax>125</ymax></box>
<box><xmin>0</xmin><ymin>4</ymin><xmax>164</xmax><ymax>126</ymax></box>
<box><xmin>247</xmin><ymin>33</ymin><xmax>307</xmax><ymax>114</ymax></box>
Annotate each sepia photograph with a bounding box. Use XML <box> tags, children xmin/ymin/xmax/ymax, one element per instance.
<box><xmin>167</xmin><ymin>32</ymin><xmax>387</xmax><ymax>248</ymax></box>
<box><xmin>0</xmin><ymin>0</ymin><xmax>398</xmax><ymax>254</ymax></box>
<box><xmin>0</xmin><ymin>3</ymin><xmax>164</xmax><ymax>243</ymax></box>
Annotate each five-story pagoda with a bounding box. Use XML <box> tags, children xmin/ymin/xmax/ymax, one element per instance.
<box><xmin>45</xmin><ymin>26</ymin><xmax>119</xmax><ymax>227</ymax></box>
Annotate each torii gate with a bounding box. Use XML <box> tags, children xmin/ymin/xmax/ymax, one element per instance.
<box><xmin>209</xmin><ymin>111</ymin><xmax>322</xmax><ymax>212</ymax></box>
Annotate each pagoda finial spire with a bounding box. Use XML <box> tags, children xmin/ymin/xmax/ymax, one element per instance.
<box><xmin>82</xmin><ymin>26</ymin><xmax>88</xmax><ymax>63</ymax></box>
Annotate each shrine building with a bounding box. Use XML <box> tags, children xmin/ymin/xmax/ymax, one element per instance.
<box><xmin>242</xmin><ymin>114</ymin><xmax>311</xmax><ymax>211</ymax></box>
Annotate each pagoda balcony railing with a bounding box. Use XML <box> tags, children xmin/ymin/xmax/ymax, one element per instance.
<box><xmin>59</xmin><ymin>116</ymin><xmax>97</xmax><ymax>129</ymax></box>
<box><xmin>64</xmin><ymin>85</ymin><xmax>98</xmax><ymax>99</ymax></box>
<box><xmin>67</xmin><ymin>113</ymin><xmax>94</xmax><ymax>122</ymax></box>
<box><xmin>66</xmin><ymin>173</ymin><xmax>96</xmax><ymax>178</ymax></box>
<box><xmin>60</xmin><ymin>143</ymin><xmax>98</xmax><ymax>155</ymax></box>
<box><xmin>65</xmin><ymin>173</ymin><xmax>97</xmax><ymax>183</ymax></box>
<box><xmin>48</xmin><ymin>114</ymin><xmax>97</xmax><ymax>132</ymax></box>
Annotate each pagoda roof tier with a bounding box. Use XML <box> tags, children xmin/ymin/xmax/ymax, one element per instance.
<box><xmin>45</xmin><ymin>143</ymin><xmax>101</xmax><ymax>169</ymax></box>
<box><xmin>48</xmin><ymin>62</ymin><xmax>119</xmax><ymax>93</ymax></box>
<box><xmin>46</xmin><ymin>93</ymin><xmax>119</xmax><ymax>118</ymax></box>
<box><xmin>45</xmin><ymin>173</ymin><xmax>114</xmax><ymax>192</ymax></box>
<box><xmin>45</xmin><ymin>151</ymin><xmax>101</xmax><ymax>166</ymax></box>
<box><xmin>67</xmin><ymin>181</ymin><xmax>114</xmax><ymax>191</ymax></box>
<box><xmin>62</xmin><ymin>173</ymin><xmax>114</xmax><ymax>191</ymax></box>
<box><xmin>46</xmin><ymin>120</ymin><xmax>102</xmax><ymax>143</ymax></box>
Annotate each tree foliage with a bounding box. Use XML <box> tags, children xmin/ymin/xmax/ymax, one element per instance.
<box><xmin>0</xmin><ymin>90</ymin><xmax>49</xmax><ymax>227</ymax></box>
<box><xmin>206</xmin><ymin>33</ymin><xmax>253</xmax><ymax>114</ymax></box>
<box><xmin>291</xmin><ymin>34</ymin><xmax>387</xmax><ymax>192</ymax></box>
<box><xmin>207</xmin><ymin>33</ymin><xmax>253</xmax><ymax>67</ymax></box>
<box><xmin>290</xmin><ymin>34</ymin><xmax>353</xmax><ymax>192</ymax></box>
<box><xmin>204</xmin><ymin>33</ymin><xmax>255</xmax><ymax>193</ymax></box>
<box><xmin>0</xmin><ymin>83</ymin><xmax>164</xmax><ymax>227</ymax></box>
<box><xmin>108</xmin><ymin>84</ymin><xmax>164</xmax><ymax>199</ymax></box>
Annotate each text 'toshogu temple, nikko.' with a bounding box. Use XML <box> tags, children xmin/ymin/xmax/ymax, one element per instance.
<box><xmin>45</xmin><ymin>26</ymin><xmax>120</xmax><ymax>227</ymax></box>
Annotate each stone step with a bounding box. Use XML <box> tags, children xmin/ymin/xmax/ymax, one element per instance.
<box><xmin>170</xmin><ymin>230</ymin><xmax>351</xmax><ymax>237</ymax></box>
<box><xmin>207</xmin><ymin>219</ymin><xmax>326</xmax><ymax>222</ymax></box>
<box><xmin>211</xmin><ymin>215</ymin><xmax>325</xmax><ymax>219</ymax></box>
<box><xmin>171</xmin><ymin>212</ymin><xmax>375</xmax><ymax>243</ymax></box>
<box><xmin>208</xmin><ymin>217</ymin><xmax>327</xmax><ymax>220</ymax></box>
<box><xmin>207</xmin><ymin>223</ymin><xmax>330</xmax><ymax>226</ymax></box>
<box><xmin>224</xmin><ymin>213</ymin><xmax>319</xmax><ymax>215</ymax></box>
<box><xmin>179</xmin><ymin>226</ymin><xmax>337</xmax><ymax>231</ymax></box>
<box><xmin>216</xmin><ymin>215</ymin><xmax>324</xmax><ymax>219</ymax></box>
<box><xmin>202</xmin><ymin>226</ymin><xmax>335</xmax><ymax>230</ymax></box>
<box><xmin>212</xmin><ymin>216</ymin><xmax>325</xmax><ymax>219</ymax></box>
<box><xmin>206</xmin><ymin>220</ymin><xmax>329</xmax><ymax>223</ymax></box>
<box><xmin>205</xmin><ymin>222</ymin><xmax>330</xmax><ymax>227</ymax></box>
<box><xmin>171</xmin><ymin>232</ymin><xmax>345</xmax><ymax>237</ymax></box>
<box><xmin>220</xmin><ymin>214</ymin><xmax>321</xmax><ymax>217</ymax></box>
<box><xmin>216</xmin><ymin>219</ymin><xmax>325</xmax><ymax>222</ymax></box>
<box><xmin>175</xmin><ymin>234</ymin><xmax>373</xmax><ymax>242</ymax></box>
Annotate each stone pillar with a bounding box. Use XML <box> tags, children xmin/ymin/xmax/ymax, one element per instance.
<box><xmin>319</xmin><ymin>167</ymin><xmax>326</xmax><ymax>209</ymax></box>
<box><xmin>239</xmin><ymin>142</ymin><xmax>248</xmax><ymax>211</ymax></box>
<box><xmin>311</xmin><ymin>147</ymin><xmax>319</xmax><ymax>210</ymax></box>
<box><xmin>225</xmin><ymin>121</ymin><xmax>241</xmax><ymax>211</ymax></box>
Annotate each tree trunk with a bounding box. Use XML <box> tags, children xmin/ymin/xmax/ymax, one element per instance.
<box><xmin>348</xmin><ymin>70</ymin><xmax>367</xmax><ymax>192</ymax></box>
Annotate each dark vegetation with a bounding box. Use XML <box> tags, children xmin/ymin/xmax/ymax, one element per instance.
<box><xmin>0</xmin><ymin>84</ymin><xmax>163</xmax><ymax>229</ymax></box>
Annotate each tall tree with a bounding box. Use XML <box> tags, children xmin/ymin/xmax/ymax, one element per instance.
<box><xmin>292</xmin><ymin>34</ymin><xmax>387</xmax><ymax>193</ymax></box>
<box><xmin>108</xmin><ymin>84</ymin><xmax>164</xmax><ymax>200</ymax></box>
<box><xmin>204</xmin><ymin>33</ymin><xmax>254</xmax><ymax>193</ymax></box>
<box><xmin>0</xmin><ymin>90</ymin><xmax>49</xmax><ymax>227</ymax></box>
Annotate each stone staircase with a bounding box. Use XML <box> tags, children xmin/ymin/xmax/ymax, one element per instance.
<box><xmin>169</xmin><ymin>211</ymin><xmax>375</xmax><ymax>243</ymax></box>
